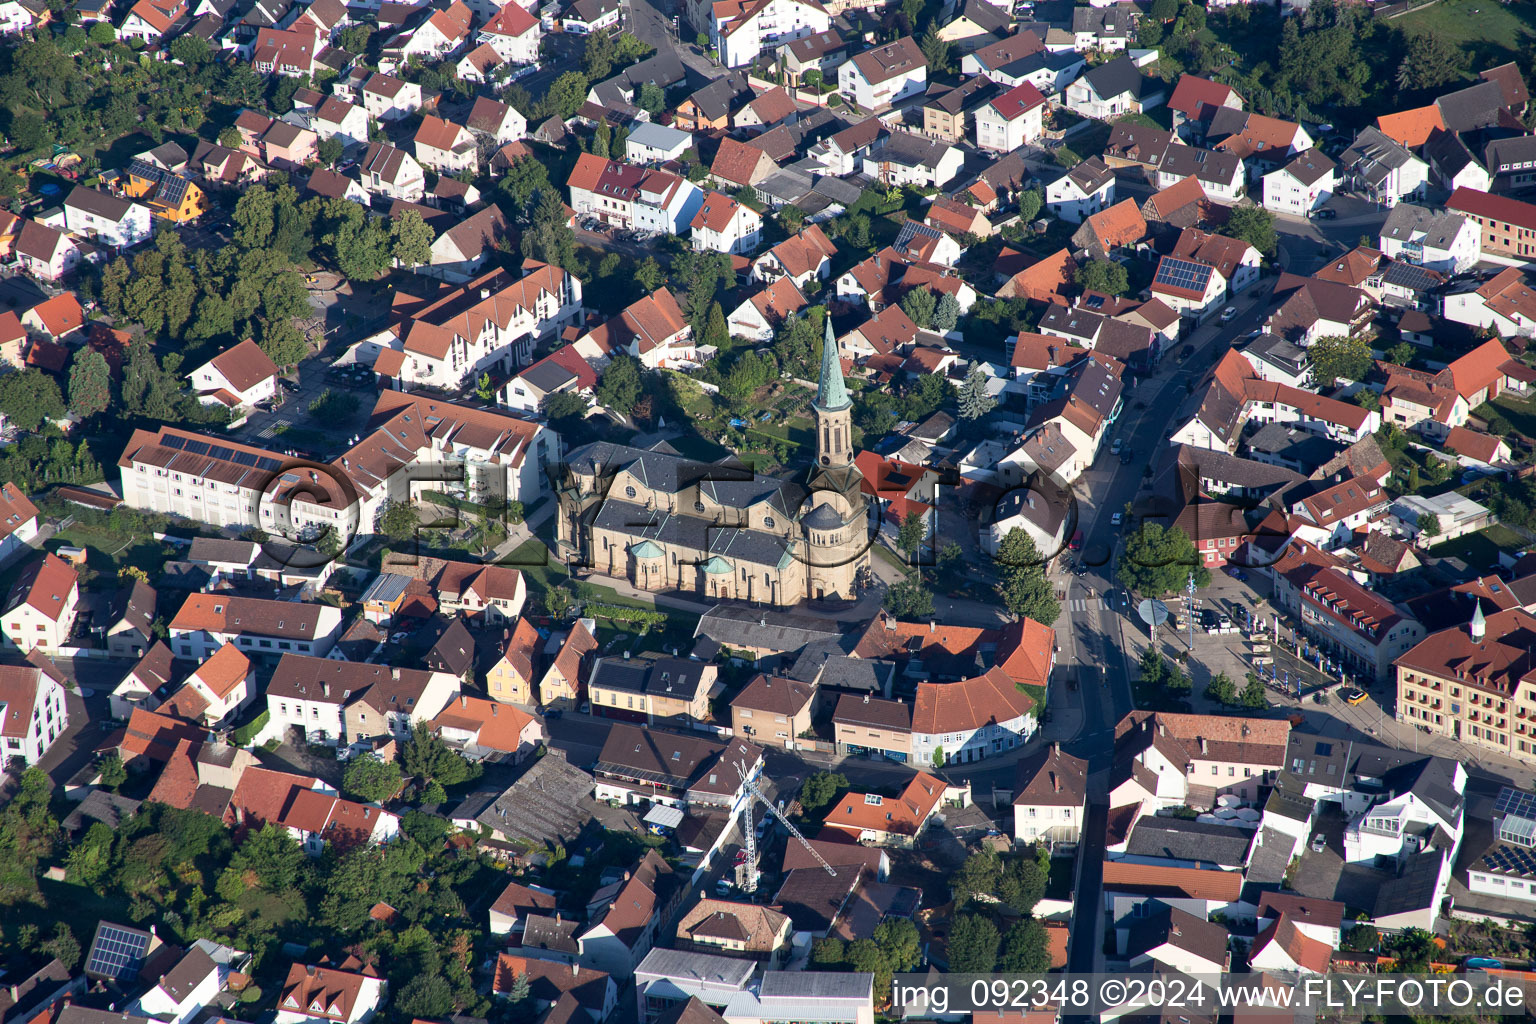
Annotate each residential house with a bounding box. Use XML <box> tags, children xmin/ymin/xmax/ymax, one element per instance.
<box><xmin>576</xmin><ymin>288</ymin><xmax>693</xmax><ymax>369</ymax></box>
<box><xmin>1071</xmin><ymin>2</ymin><xmax>1135</xmax><ymax>50</ymax></box>
<box><xmin>751</xmin><ymin>224</ymin><xmax>838</xmax><ymax>286</ymax></box>
<box><xmin>168</xmin><ymin>593</ymin><xmax>344</xmax><ymax>661</ymax></box>
<box><xmin>1045</xmin><ymin>156</ymin><xmax>1114</xmax><ymax>223</ymax></box>
<box><xmin>712</xmin><ymin>0</ymin><xmax>829</xmax><ymax>68</ymax></box>
<box><xmin>485</xmin><ymin>617</ymin><xmax>541</xmax><ymax>703</ymax></box>
<box><xmin>1063</xmin><ymin>55</ymin><xmax>1164</xmax><ymax>119</ymax></box>
<box><xmin>863</xmin><ymin>132</ymin><xmax>963</xmax><ymax>189</ymax></box>
<box><xmin>1166</xmin><ymin>74</ymin><xmax>1243</xmax><ymax>137</ymax></box>
<box><xmin>0</xmin><ymin>483</ymin><xmax>38</xmax><ymax>567</ymax></box>
<box><xmin>477</xmin><ymin>0</ymin><xmax>540</xmax><ymax>62</ymax></box>
<box><xmin>187</xmin><ymin>339</ymin><xmax>281</xmax><ymax>413</ymax></box>
<box><xmin>831</xmin><ymin>693</ymin><xmax>911</xmax><ymax>762</ymax></box>
<box><xmin>730</xmin><ymin>674</ymin><xmax>816</xmax><ymax>750</ymax></box>
<box><xmin>1</xmin><ymin>554</ymin><xmax>78</xmax><ymax>653</ymax></box>
<box><xmin>274</xmin><ymin>960</ymin><xmax>386</xmax><ymax>1024</ymax></box>
<box><xmin>1340</xmin><ymin>127</ymin><xmax>1429</xmax><ymax>208</ymax></box>
<box><xmin>1155</xmin><ymin>145</ymin><xmax>1245</xmax><ymax>203</ymax></box>
<box><xmin>432</xmin><ymin>694</ymin><xmax>543</xmax><ymax>762</ymax></box>
<box><xmin>934</xmin><ymin>0</ymin><xmax>1010</xmax><ymax>52</ymax></box>
<box><xmin>625</xmin><ymin>122</ymin><xmax>693</xmax><ymax>165</ymax></box>
<box><xmin>251</xmin><ymin>27</ymin><xmax>318</xmax><ymax>76</ymax></box>
<box><xmin>362</xmin><ymin>73</ymin><xmax>423</xmax><ymax>122</ymax></box>
<box><xmin>710</xmin><ymin>137</ymin><xmax>778</xmax><ymax>192</ymax></box>
<box><xmin>537</xmin><ymin>619</ymin><xmax>597</xmax><ymax>708</ymax></box>
<box><xmin>1447</xmin><ymin>187</ymin><xmax>1536</xmax><ymax>261</ymax></box>
<box><xmin>14</xmin><ymin>222</ymin><xmax>81</xmax><ymax>282</ymax></box>
<box><xmin>922</xmin><ymin>76</ymin><xmax>996</xmax><ymax>143</ymax></box>
<box><xmin>674</xmin><ymin>74</ymin><xmax>753</xmax><ymax>132</ymax></box>
<box><xmin>358</xmin><ymin>142</ymin><xmax>426</xmax><ymax>202</ymax></box>
<box><xmin>61</xmin><ymin>188</ymin><xmax>152</xmax><ymax>249</ymax></box>
<box><xmin>778</xmin><ymin>28</ymin><xmax>846</xmax><ymax>86</ymax></box>
<box><xmin>0</xmin><ymin>655</ymin><xmax>68</xmax><ymax>765</ymax></box>
<box><xmin>1013</xmin><ymin>742</ymin><xmax>1087</xmax><ymax>845</ymax></box>
<box><xmin>589</xmin><ymin>654</ymin><xmax>714</xmax><ymax>727</ymax></box>
<box><xmin>1262</xmin><ymin>149</ymin><xmax>1335</xmax><ymax>216</ymax></box>
<box><xmin>162</xmin><ymin>644</ymin><xmax>254</xmax><ymax>726</ymax></box>
<box><xmin>499</xmin><ymin>345</ymin><xmax>598</xmax><ymax>414</ymax></box>
<box><xmin>562</xmin><ymin>0</ymin><xmax>620</xmax><ymax>33</ymax></box>
<box><xmin>974</xmin><ymin>81</ymin><xmax>1046</xmax><ymax>153</ymax></box>
<box><xmin>569</xmin><ymin>153</ymin><xmax>705</xmax><ymax>234</ymax></box>
<box><xmin>578</xmin><ymin>849</ymin><xmax>682</xmax><ymax>980</ymax></box>
<box><xmin>423</xmin><ymin>206</ymin><xmax>516</xmax><ymax>283</ymax></box>
<box><xmin>1424</xmin><ymin>126</ymin><xmax>1492</xmax><ymax>193</ymax></box>
<box><xmin>1378</xmin><ymin>203</ymin><xmax>1480</xmax><ymax>273</ymax></box>
<box><xmin>690</xmin><ymin>192</ymin><xmax>763</xmax><ymax>255</ymax></box>
<box><xmin>823</xmin><ymin>771</ymin><xmax>951</xmax><ymax>846</ymax></box>
<box><xmin>838</xmin><ymin>36</ymin><xmax>926</xmax><ymax>112</ymax></box>
<box><xmin>119</xmin><ymin>0</ymin><xmax>187</xmax><ymax>42</ymax></box>
<box><xmin>728</xmin><ymin>277</ymin><xmax>809</xmax><ymax>342</ymax></box>
<box><xmin>676</xmin><ymin>901</ymin><xmax>792</xmax><ymax>963</ymax></box>
<box><xmin>413</xmin><ymin>116</ymin><xmax>478</xmax><ymax>175</ymax></box>
<box><xmin>1070</xmin><ymin>198</ymin><xmax>1146</xmax><ymax>259</ymax></box>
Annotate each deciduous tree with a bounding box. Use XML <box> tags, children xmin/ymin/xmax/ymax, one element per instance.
<box><xmin>995</xmin><ymin>529</ymin><xmax>1060</xmax><ymax>624</ymax></box>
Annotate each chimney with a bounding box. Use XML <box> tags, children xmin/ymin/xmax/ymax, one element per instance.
<box><xmin>1051</xmin><ymin>741</ymin><xmax>1060</xmax><ymax>756</ymax></box>
<box><xmin>1157</xmin><ymin>722</ymin><xmax>1165</xmax><ymax>737</ymax></box>
<box><xmin>481</xmin><ymin>288</ymin><xmax>491</xmax><ymax>299</ymax></box>
<box><xmin>1051</xmin><ymin>772</ymin><xmax>1060</xmax><ymax>793</ymax></box>
<box><xmin>624</xmin><ymin>650</ymin><xmax>630</xmax><ymax>659</ymax></box>
<box><xmin>322</xmin><ymin>681</ymin><xmax>330</xmax><ymax>697</ymax></box>
<box><xmin>1198</xmin><ymin>736</ymin><xmax>1207</xmax><ymax>755</ymax></box>
<box><xmin>570</xmin><ymin>962</ymin><xmax>579</xmax><ymax>977</ymax></box>
<box><xmin>863</xmin><ymin>694</ymin><xmax>869</xmax><ymax>703</ymax></box>
<box><xmin>460</xmin><ymin>695</ymin><xmax>467</xmax><ymax>707</ymax></box>
<box><xmin>929</xmin><ymin>621</ymin><xmax>936</xmax><ymax>633</ymax></box>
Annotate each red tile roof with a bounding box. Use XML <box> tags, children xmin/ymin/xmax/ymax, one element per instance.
<box><xmin>1082</xmin><ymin>198</ymin><xmax>1147</xmax><ymax>250</ymax></box>
<box><xmin>8</xmin><ymin>553</ymin><xmax>76</xmax><ymax>623</ymax></box>
<box><xmin>26</xmin><ymin>294</ymin><xmax>83</xmax><ymax>338</ymax></box>
<box><xmin>1168</xmin><ymin>74</ymin><xmax>1236</xmax><ymax>121</ymax></box>
<box><xmin>207</xmin><ymin>339</ymin><xmax>280</xmax><ymax>394</ymax></box>
<box><xmin>1448</xmin><ymin>186</ymin><xmax>1536</xmax><ymax>233</ymax></box>
<box><xmin>1376</xmin><ymin>105</ymin><xmax>1445</xmax><ymax>148</ymax></box>
<box><xmin>913</xmin><ymin>665</ymin><xmax>1036</xmax><ymax>733</ymax></box>
<box><xmin>826</xmin><ymin>771</ymin><xmax>945</xmax><ymax>837</ymax></box>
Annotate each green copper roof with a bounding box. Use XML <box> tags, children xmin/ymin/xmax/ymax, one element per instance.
<box><xmin>815</xmin><ymin>312</ymin><xmax>850</xmax><ymax>412</ymax></box>
<box><xmin>630</xmin><ymin>540</ymin><xmax>663</xmax><ymax>559</ymax></box>
<box><xmin>702</xmin><ymin>555</ymin><xmax>733</xmax><ymax>574</ymax></box>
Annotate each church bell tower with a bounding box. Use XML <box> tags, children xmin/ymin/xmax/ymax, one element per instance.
<box><xmin>814</xmin><ymin>315</ymin><xmax>853</xmax><ymax>468</ymax></box>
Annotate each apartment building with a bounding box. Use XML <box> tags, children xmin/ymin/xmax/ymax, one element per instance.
<box><xmin>567</xmin><ymin>154</ymin><xmax>705</xmax><ymax>234</ymax></box>
<box><xmin>1396</xmin><ymin>606</ymin><xmax>1536</xmax><ymax>759</ymax></box>
<box><xmin>1</xmin><ymin>554</ymin><xmax>79</xmax><ymax>653</ymax></box>
<box><xmin>168</xmin><ymin>593</ymin><xmax>345</xmax><ymax>660</ymax></box>
<box><xmin>1447</xmin><ymin>186</ymin><xmax>1536</xmax><ymax>259</ymax></box>
<box><xmin>1013</xmin><ymin>742</ymin><xmax>1087</xmax><ymax>846</ymax></box>
<box><xmin>0</xmin><ymin>655</ymin><xmax>69</xmax><ymax>765</ymax></box>
<box><xmin>712</xmin><ymin>0</ymin><xmax>829</xmax><ymax>68</ymax></box>
<box><xmin>368</xmin><ymin>264</ymin><xmax>583</xmax><ymax>390</ymax></box>
<box><xmin>838</xmin><ymin>36</ymin><xmax>926</xmax><ymax>112</ymax></box>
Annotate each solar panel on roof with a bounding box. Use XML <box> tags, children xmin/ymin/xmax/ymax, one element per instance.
<box><xmin>161</xmin><ymin>434</ymin><xmax>187</xmax><ymax>450</ymax></box>
<box><xmin>1496</xmin><ymin>787</ymin><xmax>1536</xmax><ymax>822</ymax></box>
<box><xmin>86</xmin><ymin>922</ymin><xmax>152</xmax><ymax>980</ymax></box>
<box><xmin>231</xmin><ymin>450</ymin><xmax>258</xmax><ymax>466</ymax></box>
<box><xmin>258</xmin><ymin>456</ymin><xmax>283</xmax><ymax>471</ymax></box>
<box><xmin>1154</xmin><ymin>257</ymin><xmax>1214</xmax><ymax>292</ymax></box>
<box><xmin>184</xmin><ymin>440</ymin><xmax>210</xmax><ymax>455</ymax></box>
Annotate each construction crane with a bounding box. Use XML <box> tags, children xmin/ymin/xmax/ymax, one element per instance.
<box><xmin>736</xmin><ymin>761</ymin><xmax>836</xmax><ymax>895</ymax></box>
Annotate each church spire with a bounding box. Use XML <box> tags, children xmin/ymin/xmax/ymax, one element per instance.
<box><xmin>815</xmin><ymin>313</ymin><xmax>850</xmax><ymax>412</ymax></box>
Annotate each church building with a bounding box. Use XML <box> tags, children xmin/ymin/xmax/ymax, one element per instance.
<box><xmin>555</xmin><ymin>316</ymin><xmax>871</xmax><ymax>606</ymax></box>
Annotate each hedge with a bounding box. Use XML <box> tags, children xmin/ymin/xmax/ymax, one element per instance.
<box><xmin>231</xmin><ymin>710</ymin><xmax>270</xmax><ymax>747</ymax></box>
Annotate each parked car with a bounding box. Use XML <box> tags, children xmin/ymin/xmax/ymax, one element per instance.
<box><xmin>1111</xmin><ymin>438</ymin><xmax>1123</xmax><ymax>455</ymax></box>
<box><xmin>1310</xmin><ymin>833</ymin><xmax>1326</xmax><ymax>853</ymax></box>
<box><xmin>1111</xmin><ymin>512</ymin><xmax>1123</xmax><ymax>526</ymax></box>
<box><xmin>1312</xmin><ymin>208</ymin><xmax>1337</xmax><ymax>220</ymax></box>
<box><xmin>1341</xmin><ymin>687</ymin><xmax>1368</xmax><ymax>705</ymax></box>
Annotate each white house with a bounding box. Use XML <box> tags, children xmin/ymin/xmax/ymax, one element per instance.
<box><xmin>1262</xmin><ymin>148</ymin><xmax>1336</xmax><ymax>216</ymax></box>
<box><xmin>168</xmin><ymin>593</ymin><xmax>344</xmax><ymax>660</ymax></box>
<box><xmin>274</xmin><ymin>961</ymin><xmax>386</xmax><ymax>1024</ymax></box>
<box><xmin>464</xmin><ymin>96</ymin><xmax>527</xmax><ymax>146</ymax></box>
<box><xmin>974</xmin><ymin>81</ymin><xmax>1046</xmax><ymax>154</ymax></box>
<box><xmin>562</xmin><ymin>0</ymin><xmax>620</xmax><ymax>33</ymax></box>
<box><xmin>0</xmin><ymin>655</ymin><xmax>68</xmax><ymax>766</ymax></box>
<box><xmin>566</xmin><ymin>153</ymin><xmax>704</xmax><ymax>235</ymax></box>
<box><xmin>62</xmin><ymin>187</ymin><xmax>153</xmax><ymax>249</ymax></box>
<box><xmin>1156</xmin><ymin>145</ymin><xmax>1245</xmax><ymax>203</ymax></box>
<box><xmin>689</xmin><ymin>192</ymin><xmax>762</xmax><ymax>255</ymax></box>
<box><xmin>188</xmin><ymin>339</ymin><xmax>281</xmax><ymax>412</ymax></box>
<box><xmin>910</xmin><ymin>664</ymin><xmax>1045</xmax><ymax>767</ymax></box>
<box><xmin>413</xmin><ymin>115</ymin><xmax>478</xmax><ymax>175</ymax></box>
<box><xmin>0</xmin><ymin>1</ymin><xmax>36</xmax><ymax>34</ymax></box>
<box><xmin>728</xmin><ymin>277</ymin><xmax>808</xmax><ymax>343</ymax></box>
<box><xmin>131</xmin><ymin>942</ymin><xmax>249</xmax><ymax>1024</ymax></box>
<box><xmin>838</xmin><ymin>36</ymin><xmax>926</xmax><ymax>112</ymax></box>
<box><xmin>1378</xmin><ymin>203</ymin><xmax>1480</xmax><ymax>273</ymax></box>
<box><xmin>0</xmin><ymin>482</ymin><xmax>39</xmax><ymax>567</ymax></box>
<box><xmin>713</xmin><ymin>0</ymin><xmax>829</xmax><ymax>68</ymax></box>
<box><xmin>171</xmin><ymin>644</ymin><xmax>255</xmax><ymax>726</ymax></box>
<box><xmin>1</xmin><ymin>554</ymin><xmax>78</xmax><ymax>654</ymax></box>
<box><xmin>358</xmin><ymin>142</ymin><xmax>426</xmax><ymax>202</ymax></box>
<box><xmin>1012</xmin><ymin>743</ymin><xmax>1086</xmax><ymax>845</ymax></box>
<box><xmin>362</xmin><ymin>73</ymin><xmax>423</xmax><ymax>122</ymax></box>
<box><xmin>1045</xmin><ymin>156</ymin><xmax>1115</xmax><ymax>223</ymax></box>
<box><xmin>14</xmin><ymin>222</ymin><xmax>82</xmax><ymax>282</ymax></box>
<box><xmin>1063</xmin><ymin>55</ymin><xmax>1164</xmax><ymax>119</ymax></box>
<box><xmin>625</xmin><ymin>122</ymin><xmax>693</xmax><ymax>165</ymax></box>
<box><xmin>477</xmin><ymin>1</ymin><xmax>541</xmax><ymax>63</ymax></box>
<box><xmin>1340</xmin><ymin>126</ymin><xmax>1429</xmax><ymax>208</ymax></box>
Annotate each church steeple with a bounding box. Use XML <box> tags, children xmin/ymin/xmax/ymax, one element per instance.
<box><xmin>813</xmin><ymin>313</ymin><xmax>852</xmax><ymax>467</ymax></box>
<box><xmin>815</xmin><ymin>314</ymin><xmax>850</xmax><ymax>413</ymax></box>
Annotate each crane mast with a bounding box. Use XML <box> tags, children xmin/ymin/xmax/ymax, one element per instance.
<box><xmin>734</xmin><ymin>762</ymin><xmax>837</xmax><ymax>895</ymax></box>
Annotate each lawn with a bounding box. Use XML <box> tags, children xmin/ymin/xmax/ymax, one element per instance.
<box><xmin>1427</xmin><ymin>523</ymin><xmax>1528</xmax><ymax>568</ymax></box>
<box><xmin>1483</xmin><ymin>394</ymin><xmax>1536</xmax><ymax>439</ymax></box>
<box><xmin>1390</xmin><ymin>0</ymin><xmax>1536</xmax><ymax>64</ymax></box>
<box><xmin>51</xmin><ymin>523</ymin><xmax>179</xmax><ymax>579</ymax></box>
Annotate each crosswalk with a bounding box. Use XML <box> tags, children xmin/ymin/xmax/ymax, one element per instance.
<box><xmin>1068</xmin><ymin>598</ymin><xmax>1110</xmax><ymax>613</ymax></box>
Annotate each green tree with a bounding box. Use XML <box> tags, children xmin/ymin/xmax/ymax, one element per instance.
<box><xmin>635</xmin><ymin>257</ymin><xmax>664</xmax><ymax>293</ymax></box>
<box><xmin>1118</xmin><ymin>522</ymin><xmax>1209</xmax><ymax>596</ymax></box>
<box><xmin>1417</xmin><ymin>512</ymin><xmax>1441</xmax><ymax>539</ymax></box>
<box><xmin>1387</xmin><ymin>927</ymin><xmax>1438</xmax><ymax>973</ymax></box>
<box><xmin>637</xmin><ymin>81</ymin><xmax>665</xmax><ymax>115</ymax></box>
<box><xmin>884</xmin><ymin>574</ymin><xmax>934</xmax><ymax>618</ymax></box>
<box><xmin>542</xmin><ymin>585</ymin><xmax>573</xmax><ymax>619</ymax></box>
<box><xmin>217</xmin><ymin>125</ymin><xmax>242</xmax><ymax>148</ymax></box>
<box><xmin>1354</xmin><ymin>389</ymin><xmax>1380</xmax><ymax>413</ymax></box>
<box><xmin>342</xmin><ymin>756</ymin><xmax>404</xmax><ymax>803</ymax></box>
<box><xmin>998</xmin><ymin>856</ymin><xmax>1047</xmax><ymax>914</ymax></box>
<box><xmin>957</xmin><ymin>364</ymin><xmax>996</xmax><ymax>420</ymax></box>
<box><xmin>88</xmin><ymin>21</ymin><xmax>115</xmax><ymax>43</ymax></box>
<box><xmin>948</xmin><ymin>914</ymin><xmax>1001</xmax><ymax>972</ymax></box>
<box><xmin>1074</xmin><ymin>258</ymin><xmax>1129</xmax><ymax>296</ymax></box>
<box><xmin>1396</xmin><ymin>31</ymin><xmax>1467</xmax><ymax>91</ymax></box>
<box><xmin>597</xmin><ymin>353</ymin><xmax>642</xmax><ymax>413</ymax></box>
<box><xmin>1150</xmin><ymin>0</ymin><xmax>1177</xmax><ymax>17</ymax></box>
<box><xmin>592</xmin><ymin>118</ymin><xmax>611</xmax><ymax>158</ymax></box>
<box><xmin>583</xmin><ymin>28</ymin><xmax>617</xmax><ymax>79</ymax></box>
<box><xmin>1308</xmin><ymin>334</ymin><xmax>1372</xmax><ymax>386</ymax></box>
<box><xmin>952</xmin><ymin>847</ymin><xmax>1002</xmax><ymax>908</ymax></box>
<box><xmin>1387</xmin><ymin>341</ymin><xmax>1416</xmax><ymax>367</ymax></box>
<box><xmin>932</xmin><ymin>744</ymin><xmax>944</xmax><ymax>769</ymax></box>
<box><xmin>811</xmin><ymin>937</ymin><xmax>846</xmax><ymax>966</ymax></box>
<box><xmin>390</xmin><ymin>208</ymin><xmax>435</xmax><ymax>268</ymax></box>
<box><xmin>65</xmin><ymin>821</ymin><xmax>115</xmax><ymax>886</ymax></box>
<box><xmin>1222</xmin><ymin>204</ymin><xmax>1277</xmax><ymax>256</ymax></box>
<box><xmin>897</xmin><ymin>511</ymin><xmax>926</xmax><ymax>562</ymax></box>
<box><xmin>799</xmin><ymin>771</ymin><xmax>848</xmax><ymax>815</ymax></box>
<box><xmin>919</xmin><ymin>27</ymin><xmax>952</xmax><ymax>73</ymax></box>
<box><xmin>399</xmin><ymin>731</ymin><xmax>480</xmax><ymax>786</ymax></box>
<box><xmin>317</xmin><ymin>136</ymin><xmax>344</xmax><ymax>166</ymax></box>
<box><xmin>96</xmin><ymin>753</ymin><xmax>127</xmax><ymax>791</ymax></box>
<box><xmin>1018</xmin><ymin>188</ymin><xmax>1044</xmax><ymax>224</ymax></box>
<box><xmin>521</xmin><ymin>186</ymin><xmax>579</xmax><ymax>271</ymax></box>
<box><xmin>543</xmin><ymin>390</ymin><xmax>588</xmax><ymax>422</ymax></box>
<box><xmin>475</xmin><ymin>372</ymin><xmax>495</xmax><ymax>403</ymax></box>
<box><xmin>67</xmin><ymin>348</ymin><xmax>111</xmax><ymax>418</ymax></box>
<box><xmin>230</xmin><ymin>822</ymin><xmax>305</xmax><ymax>891</ymax></box>
<box><xmin>546</xmin><ymin>71</ymin><xmax>590</xmax><ymax>119</ymax></box>
<box><xmin>703</xmin><ymin>302</ymin><xmax>730</xmax><ymax>351</ymax></box>
<box><xmin>932</xmin><ymin>292</ymin><xmax>960</xmax><ymax>333</ymax></box>
<box><xmin>901</xmin><ymin>287</ymin><xmax>936</xmax><ymax>328</ymax></box>
<box><xmin>0</xmin><ymin>370</ymin><xmax>66</xmax><ymax>431</ymax></box>
<box><xmin>396</xmin><ymin>974</ymin><xmax>453</xmax><ymax>1018</ymax></box>
<box><xmin>1204</xmin><ymin>671</ymin><xmax>1237</xmax><ymax>705</ymax></box>
<box><xmin>1240</xmin><ymin>673</ymin><xmax>1267</xmax><ymax>709</ymax></box>
<box><xmin>41</xmin><ymin>922</ymin><xmax>81</xmax><ymax>971</ymax></box>
<box><xmin>379</xmin><ymin>500</ymin><xmax>419</xmax><ymax>539</ymax></box>
<box><xmin>998</xmin><ymin>919</ymin><xmax>1052</xmax><ymax>972</ymax></box>
<box><xmin>873</xmin><ymin>918</ymin><xmax>921</xmax><ymax>973</ymax></box>
<box><xmin>995</xmin><ymin>529</ymin><xmax>1060</xmax><ymax>624</ymax></box>
<box><xmin>329</xmin><ymin>215</ymin><xmax>392</xmax><ymax>279</ymax></box>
